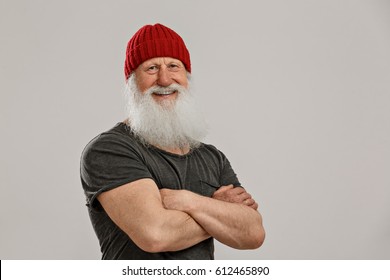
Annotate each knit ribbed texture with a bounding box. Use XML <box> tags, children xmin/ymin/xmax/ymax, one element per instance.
<box><xmin>124</xmin><ymin>23</ymin><xmax>191</xmax><ymax>79</ymax></box>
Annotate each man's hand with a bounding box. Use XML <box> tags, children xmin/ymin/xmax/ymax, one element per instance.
<box><xmin>160</xmin><ymin>188</ymin><xmax>195</xmax><ymax>212</ymax></box>
<box><xmin>212</xmin><ymin>185</ymin><xmax>258</xmax><ymax>210</ymax></box>
<box><xmin>160</xmin><ymin>186</ymin><xmax>265</xmax><ymax>249</ymax></box>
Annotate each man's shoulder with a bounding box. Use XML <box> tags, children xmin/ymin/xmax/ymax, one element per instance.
<box><xmin>81</xmin><ymin>123</ymin><xmax>140</xmax><ymax>159</ymax></box>
<box><xmin>199</xmin><ymin>142</ymin><xmax>219</xmax><ymax>152</ymax></box>
<box><xmin>87</xmin><ymin>122</ymin><xmax>134</xmax><ymax>143</ymax></box>
<box><xmin>197</xmin><ymin>142</ymin><xmax>228</xmax><ymax>161</ymax></box>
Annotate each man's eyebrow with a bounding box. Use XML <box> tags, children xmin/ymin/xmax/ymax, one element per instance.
<box><xmin>143</xmin><ymin>62</ymin><xmax>160</xmax><ymax>68</ymax></box>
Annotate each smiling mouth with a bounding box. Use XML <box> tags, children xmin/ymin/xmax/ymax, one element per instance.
<box><xmin>153</xmin><ymin>90</ymin><xmax>177</xmax><ymax>96</ymax></box>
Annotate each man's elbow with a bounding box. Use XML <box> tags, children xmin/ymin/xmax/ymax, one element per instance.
<box><xmin>242</xmin><ymin>223</ymin><xmax>265</xmax><ymax>249</ymax></box>
<box><xmin>137</xmin><ymin>239</ymin><xmax>165</xmax><ymax>253</ymax></box>
<box><xmin>251</xmin><ymin>227</ymin><xmax>266</xmax><ymax>249</ymax></box>
<box><xmin>127</xmin><ymin>229</ymin><xmax>169</xmax><ymax>253</ymax></box>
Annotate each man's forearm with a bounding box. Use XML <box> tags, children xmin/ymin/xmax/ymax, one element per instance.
<box><xmin>160</xmin><ymin>189</ymin><xmax>265</xmax><ymax>249</ymax></box>
<box><xmin>187</xmin><ymin>195</ymin><xmax>264</xmax><ymax>249</ymax></box>
<box><xmin>153</xmin><ymin>208</ymin><xmax>210</xmax><ymax>252</ymax></box>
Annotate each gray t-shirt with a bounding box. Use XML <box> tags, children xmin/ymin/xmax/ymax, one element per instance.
<box><xmin>80</xmin><ymin>122</ymin><xmax>240</xmax><ymax>259</ymax></box>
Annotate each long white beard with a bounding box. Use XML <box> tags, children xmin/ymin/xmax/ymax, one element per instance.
<box><xmin>124</xmin><ymin>74</ymin><xmax>208</xmax><ymax>150</ymax></box>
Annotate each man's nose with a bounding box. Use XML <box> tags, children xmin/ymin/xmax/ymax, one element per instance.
<box><xmin>157</xmin><ymin>67</ymin><xmax>173</xmax><ymax>87</ymax></box>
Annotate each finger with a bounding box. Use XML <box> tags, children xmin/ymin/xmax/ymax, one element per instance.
<box><xmin>215</xmin><ymin>187</ymin><xmax>248</xmax><ymax>203</ymax></box>
<box><xmin>243</xmin><ymin>198</ymin><xmax>255</xmax><ymax>206</ymax></box>
<box><xmin>224</xmin><ymin>187</ymin><xmax>246</xmax><ymax>196</ymax></box>
<box><xmin>213</xmin><ymin>185</ymin><xmax>233</xmax><ymax>195</ymax></box>
<box><xmin>233</xmin><ymin>192</ymin><xmax>251</xmax><ymax>203</ymax></box>
<box><xmin>251</xmin><ymin>202</ymin><xmax>259</xmax><ymax>210</ymax></box>
<box><xmin>232</xmin><ymin>187</ymin><xmax>246</xmax><ymax>193</ymax></box>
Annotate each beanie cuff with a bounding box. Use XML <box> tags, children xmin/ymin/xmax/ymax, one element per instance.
<box><xmin>128</xmin><ymin>39</ymin><xmax>191</xmax><ymax>77</ymax></box>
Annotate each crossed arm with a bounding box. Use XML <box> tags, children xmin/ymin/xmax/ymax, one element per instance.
<box><xmin>98</xmin><ymin>178</ymin><xmax>265</xmax><ymax>253</ymax></box>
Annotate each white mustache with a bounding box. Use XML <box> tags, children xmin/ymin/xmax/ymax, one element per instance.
<box><xmin>144</xmin><ymin>84</ymin><xmax>186</xmax><ymax>96</ymax></box>
<box><xmin>125</xmin><ymin>73</ymin><xmax>207</xmax><ymax>149</ymax></box>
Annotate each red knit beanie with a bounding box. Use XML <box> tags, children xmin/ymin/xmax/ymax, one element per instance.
<box><xmin>124</xmin><ymin>23</ymin><xmax>191</xmax><ymax>79</ymax></box>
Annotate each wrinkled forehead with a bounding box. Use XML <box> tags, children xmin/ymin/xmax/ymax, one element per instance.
<box><xmin>139</xmin><ymin>57</ymin><xmax>185</xmax><ymax>67</ymax></box>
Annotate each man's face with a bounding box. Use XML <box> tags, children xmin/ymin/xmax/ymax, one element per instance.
<box><xmin>134</xmin><ymin>57</ymin><xmax>188</xmax><ymax>104</ymax></box>
<box><xmin>125</xmin><ymin>57</ymin><xmax>207</xmax><ymax>150</ymax></box>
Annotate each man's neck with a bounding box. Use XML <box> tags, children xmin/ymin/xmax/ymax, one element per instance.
<box><xmin>156</xmin><ymin>145</ymin><xmax>190</xmax><ymax>155</ymax></box>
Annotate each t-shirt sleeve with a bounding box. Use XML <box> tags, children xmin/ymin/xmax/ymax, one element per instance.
<box><xmin>80</xmin><ymin>132</ymin><xmax>153</xmax><ymax>210</ymax></box>
<box><xmin>218</xmin><ymin>150</ymin><xmax>241</xmax><ymax>187</ymax></box>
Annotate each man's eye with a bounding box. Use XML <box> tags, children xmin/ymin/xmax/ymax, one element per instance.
<box><xmin>168</xmin><ymin>64</ymin><xmax>180</xmax><ymax>71</ymax></box>
<box><xmin>148</xmin><ymin>65</ymin><xmax>158</xmax><ymax>71</ymax></box>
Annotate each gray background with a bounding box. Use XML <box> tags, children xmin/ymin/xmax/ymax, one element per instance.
<box><xmin>1</xmin><ymin>0</ymin><xmax>389</xmax><ymax>259</ymax></box>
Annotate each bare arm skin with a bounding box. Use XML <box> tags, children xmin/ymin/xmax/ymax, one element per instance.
<box><xmin>160</xmin><ymin>188</ymin><xmax>265</xmax><ymax>249</ymax></box>
<box><xmin>97</xmin><ymin>178</ymin><xmax>210</xmax><ymax>253</ymax></box>
<box><xmin>212</xmin><ymin>185</ymin><xmax>259</xmax><ymax>210</ymax></box>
